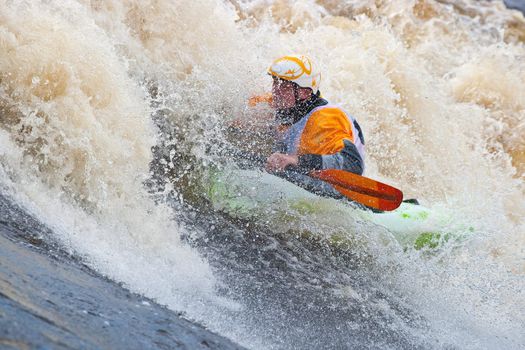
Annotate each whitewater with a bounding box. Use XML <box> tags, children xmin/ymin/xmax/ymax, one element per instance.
<box><xmin>0</xmin><ymin>0</ymin><xmax>523</xmax><ymax>349</ymax></box>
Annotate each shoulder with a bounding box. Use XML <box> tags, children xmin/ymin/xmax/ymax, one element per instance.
<box><xmin>307</xmin><ymin>106</ymin><xmax>351</xmax><ymax>128</ymax></box>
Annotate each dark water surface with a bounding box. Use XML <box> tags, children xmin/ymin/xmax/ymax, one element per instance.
<box><xmin>505</xmin><ymin>0</ymin><xmax>525</xmax><ymax>13</ymax></box>
<box><xmin>0</xmin><ymin>193</ymin><xmax>244</xmax><ymax>350</ymax></box>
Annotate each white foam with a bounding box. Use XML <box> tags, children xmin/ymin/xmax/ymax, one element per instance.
<box><xmin>0</xmin><ymin>0</ymin><xmax>524</xmax><ymax>348</ymax></box>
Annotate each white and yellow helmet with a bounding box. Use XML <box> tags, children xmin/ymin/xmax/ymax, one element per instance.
<box><xmin>268</xmin><ymin>55</ymin><xmax>321</xmax><ymax>94</ymax></box>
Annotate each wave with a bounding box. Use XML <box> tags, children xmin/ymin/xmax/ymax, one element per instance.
<box><xmin>0</xmin><ymin>0</ymin><xmax>523</xmax><ymax>348</ymax></box>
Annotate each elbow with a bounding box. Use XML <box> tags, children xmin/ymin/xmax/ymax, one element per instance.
<box><xmin>351</xmin><ymin>161</ymin><xmax>364</xmax><ymax>175</ymax></box>
<box><xmin>340</xmin><ymin>140</ymin><xmax>365</xmax><ymax>175</ymax></box>
<box><xmin>342</xmin><ymin>157</ymin><xmax>364</xmax><ymax>175</ymax></box>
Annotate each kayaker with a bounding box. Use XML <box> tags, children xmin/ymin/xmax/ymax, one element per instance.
<box><xmin>263</xmin><ymin>55</ymin><xmax>365</xmax><ymax>176</ymax></box>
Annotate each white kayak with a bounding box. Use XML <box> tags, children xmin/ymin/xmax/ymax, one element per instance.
<box><xmin>204</xmin><ymin>169</ymin><xmax>473</xmax><ymax>250</ymax></box>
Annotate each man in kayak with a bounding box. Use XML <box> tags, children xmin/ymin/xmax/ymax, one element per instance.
<box><xmin>264</xmin><ymin>55</ymin><xmax>365</xmax><ymax>177</ymax></box>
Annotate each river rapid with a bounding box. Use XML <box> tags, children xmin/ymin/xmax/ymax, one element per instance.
<box><xmin>0</xmin><ymin>0</ymin><xmax>524</xmax><ymax>349</ymax></box>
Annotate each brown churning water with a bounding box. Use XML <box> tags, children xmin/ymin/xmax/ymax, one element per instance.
<box><xmin>0</xmin><ymin>1</ymin><xmax>523</xmax><ymax>348</ymax></box>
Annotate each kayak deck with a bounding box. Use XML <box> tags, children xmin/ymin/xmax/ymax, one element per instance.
<box><xmin>205</xmin><ymin>169</ymin><xmax>471</xmax><ymax>250</ymax></box>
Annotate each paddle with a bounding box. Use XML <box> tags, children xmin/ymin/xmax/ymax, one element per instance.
<box><xmin>309</xmin><ymin>169</ymin><xmax>403</xmax><ymax>211</ymax></box>
<box><xmin>218</xmin><ymin>147</ymin><xmax>403</xmax><ymax>211</ymax></box>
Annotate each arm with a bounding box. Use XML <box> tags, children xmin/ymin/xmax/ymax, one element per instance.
<box><xmin>297</xmin><ymin>139</ymin><xmax>364</xmax><ymax>175</ymax></box>
<box><xmin>228</xmin><ymin>93</ymin><xmax>274</xmax><ymax>132</ymax></box>
<box><xmin>266</xmin><ymin>139</ymin><xmax>364</xmax><ymax>175</ymax></box>
<box><xmin>295</xmin><ymin>108</ymin><xmax>365</xmax><ymax>175</ymax></box>
<box><xmin>266</xmin><ymin>108</ymin><xmax>365</xmax><ymax>174</ymax></box>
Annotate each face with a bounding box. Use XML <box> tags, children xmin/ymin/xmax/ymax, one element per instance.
<box><xmin>271</xmin><ymin>77</ymin><xmax>297</xmax><ymax>109</ymax></box>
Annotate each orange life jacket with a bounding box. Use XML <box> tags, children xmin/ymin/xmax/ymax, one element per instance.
<box><xmin>276</xmin><ymin>104</ymin><xmax>365</xmax><ymax>164</ymax></box>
